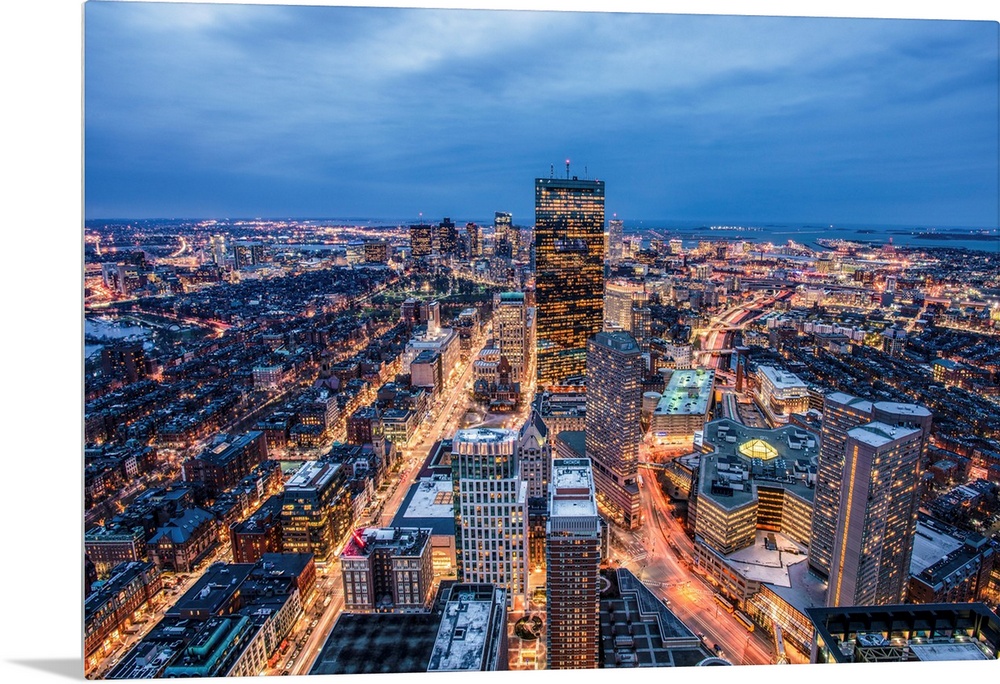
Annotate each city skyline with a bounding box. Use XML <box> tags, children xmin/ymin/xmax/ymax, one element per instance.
<box><xmin>84</xmin><ymin>2</ymin><xmax>999</xmax><ymax>227</ymax></box>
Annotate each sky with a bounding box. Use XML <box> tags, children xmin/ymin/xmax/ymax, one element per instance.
<box><xmin>84</xmin><ymin>2</ymin><xmax>999</xmax><ymax>226</ymax></box>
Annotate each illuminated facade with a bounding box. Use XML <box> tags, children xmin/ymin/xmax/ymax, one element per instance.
<box><xmin>691</xmin><ymin>419</ymin><xmax>818</xmax><ymax>555</ymax></box>
<box><xmin>827</xmin><ymin>422</ymin><xmax>926</xmax><ymax>607</ymax></box>
<box><xmin>281</xmin><ymin>461</ymin><xmax>352</xmax><ymax>562</ymax></box>
<box><xmin>809</xmin><ymin>394</ymin><xmax>932</xmax><ymax>582</ymax></box>
<box><xmin>586</xmin><ymin>331</ymin><xmax>643</xmax><ymax>529</ymax></box>
<box><xmin>607</xmin><ymin>218</ymin><xmax>624</xmax><ymax>265</ymax></box>
<box><xmin>534</xmin><ymin>176</ymin><xmax>606</xmax><ymax>385</ymax></box>
<box><xmin>493</xmin><ymin>291</ymin><xmax>529</xmax><ymax>382</ymax></box>
<box><xmin>808</xmin><ymin>392</ymin><xmax>873</xmax><ymax>580</ymax></box>
<box><xmin>409</xmin><ymin>223</ymin><xmax>433</xmax><ymax>258</ymax></box>
<box><xmin>451</xmin><ymin>428</ymin><xmax>528</xmax><ymax>608</ymax></box>
<box><xmin>339</xmin><ymin>527</ymin><xmax>434</xmax><ymax>613</ymax></box>
<box><xmin>546</xmin><ymin>458</ymin><xmax>601</xmax><ymax>669</ymax></box>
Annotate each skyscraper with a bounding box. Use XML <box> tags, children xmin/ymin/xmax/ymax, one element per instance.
<box><xmin>607</xmin><ymin>218</ymin><xmax>624</xmax><ymax>265</ymax></box>
<box><xmin>808</xmin><ymin>392</ymin><xmax>873</xmax><ymax>580</ymax></box>
<box><xmin>466</xmin><ymin>222</ymin><xmax>481</xmax><ymax>259</ymax></box>
<box><xmin>451</xmin><ymin>428</ymin><xmax>528</xmax><ymax>608</ymax></box>
<box><xmin>546</xmin><ymin>458</ymin><xmax>601</xmax><ymax>669</ymax></box>
<box><xmin>827</xmin><ymin>421</ymin><xmax>926</xmax><ymax>607</ymax></box>
<box><xmin>409</xmin><ymin>223</ymin><xmax>433</xmax><ymax>258</ymax></box>
<box><xmin>436</xmin><ymin>218</ymin><xmax>458</xmax><ymax>256</ymax></box>
<box><xmin>809</xmin><ymin>393</ymin><xmax>932</xmax><ymax>583</ymax></box>
<box><xmin>494</xmin><ymin>211</ymin><xmax>513</xmax><ymax>259</ymax></box>
<box><xmin>493</xmin><ymin>291</ymin><xmax>529</xmax><ymax>383</ymax></box>
<box><xmin>534</xmin><ymin>175</ymin><xmax>606</xmax><ymax>385</ymax></box>
<box><xmin>586</xmin><ymin>331</ymin><xmax>643</xmax><ymax>528</ymax></box>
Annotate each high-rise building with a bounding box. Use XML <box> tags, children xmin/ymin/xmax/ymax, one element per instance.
<box><xmin>607</xmin><ymin>218</ymin><xmax>624</xmax><ymax>265</ymax></box>
<box><xmin>809</xmin><ymin>392</ymin><xmax>874</xmax><ymax>580</ymax></box>
<box><xmin>101</xmin><ymin>342</ymin><xmax>148</xmax><ymax>383</ymax></box>
<box><xmin>409</xmin><ymin>223</ymin><xmax>434</xmax><ymax>258</ymax></box>
<box><xmin>281</xmin><ymin>461</ymin><xmax>353</xmax><ymax>562</ymax></box>
<box><xmin>436</xmin><ymin>218</ymin><xmax>458</xmax><ymax>256</ymax></box>
<box><xmin>534</xmin><ymin>175</ymin><xmax>606</xmax><ymax>385</ymax></box>
<box><xmin>465</xmin><ymin>222</ymin><xmax>481</xmax><ymax>258</ymax></box>
<box><xmin>518</xmin><ymin>410</ymin><xmax>551</xmax><ymax>501</ymax></box>
<box><xmin>546</xmin><ymin>458</ymin><xmax>601</xmax><ymax>669</ymax></box>
<box><xmin>827</xmin><ymin>421</ymin><xmax>926</xmax><ymax>607</ymax></box>
<box><xmin>233</xmin><ymin>241</ymin><xmax>264</xmax><ymax>270</ymax></box>
<box><xmin>586</xmin><ymin>331</ymin><xmax>643</xmax><ymax>529</ymax></box>
<box><xmin>809</xmin><ymin>394</ymin><xmax>932</xmax><ymax>582</ymax></box>
<box><xmin>494</xmin><ymin>211</ymin><xmax>513</xmax><ymax>259</ymax></box>
<box><xmin>451</xmin><ymin>428</ymin><xmax>528</xmax><ymax>608</ymax></box>
<box><xmin>493</xmin><ymin>291</ymin><xmax>529</xmax><ymax>382</ymax></box>
<box><xmin>364</xmin><ymin>240</ymin><xmax>389</xmax><ymax>263</ymax></box>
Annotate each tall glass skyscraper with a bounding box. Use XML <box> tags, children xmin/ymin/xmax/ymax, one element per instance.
<box><xmin>534</xmin><ymin>176</ymin><xmax>606</xmax><ymax>386</ymax></box>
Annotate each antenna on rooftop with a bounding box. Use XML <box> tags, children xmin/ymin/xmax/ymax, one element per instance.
<box><xmin>550</xmin><ymin>163</ymin><xmax>554</xmax><ymax>179</ymax></box>
<box><xmin>565</xmin><ymin>159</ymin><xmax>570</xmax><ymax>179</ymax></box>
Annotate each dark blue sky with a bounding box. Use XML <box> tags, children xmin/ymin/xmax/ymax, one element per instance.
<box><xmin>84</xmin><ymin>2</ymin><xmax>999</xmax><ymax>227</ymax></box>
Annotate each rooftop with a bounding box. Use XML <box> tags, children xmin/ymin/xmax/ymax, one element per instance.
<box><xmin>758</xmin><ymin>365</ymin><xmax>808</xmax><ymax>390</ymax></box>
<box><xmin>310</xmin><ymin>612</ymin><xmax>442</xmax><ymax>675</ymax></box>
<box><xmin>427</xmin><ymin>584</ymin><xmax>507</xmax><ymax>672</ymax></box>
<box><xmin>847</xmin><ymin>421</ymin><xmax>921</xmax><ymax>448</ymax></box>
<box><xmin>654</xmin><ymin>369</ymin><xmax>715</xmax><ymax>416</ymax></box>
<box><xmin>285</xmin><ymin>460</ymin><xmax>340</xmax><ymax>491</ymax></box>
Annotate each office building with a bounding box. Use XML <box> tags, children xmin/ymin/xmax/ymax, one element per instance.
<box><xmin>101</xmin><ymin>343</ymin><xmax>148</xmax><ymax>383</ymax></box>
<box><xmin>827</xmin><ymin>422</ymin><xmax>926</xmax><ymax>607</ymax></box>
<box><xmin>648</xmin><ymin>368</ymin><xmax>716</xmax><ymax>448</ymax></box>
<box><xmin>182</xmin><ymin>431</ymin><xmax>268</xmax><ymax>498</ymax></box>
<box><xmin>604</xmin><ymin>280</ymin><xmax>647</xmax><ymax>331</ymax></box>
<box><xmin>607</xmin><ymin>218</ymin><xmax>624</xmax><ymax>265</ymax></box>
<box><xmin>85</xmin><ymin>526</ymin><xmax>147</xmax><ymax>579</ymax></box>
<box><xmin>755</xmin><ymin>365</ymin><xmax>810</xmax><ymax>424</ymax></box>
<box><xmin>466</xmin><ymin>222</ymin><xmax>481</xmax><ymax>258</ymax></box>
<box><xmin>494</xmin><ymin>211</ymin><xmax>513</xmax><ymax>258</ymax></box>
<box><xmin>586</xmin><ymin>331</ymin><xmax>643</xmax><ymax>529</ymax></box>
<box><xmin>427</xmin><ymin>583</ymin><xmax>510</xmax><ymax>671</ymax></box>
<box><xmin>534</xmin><ymin>175</ymin><xmax>606</xmax><ymax>385</ymax></box>
<box><xmin>494</xmin><ymin>291</ymin><xmax>529</xmax><ymax>382</ymax></box>
<box><xmin>410</xmin><ymin>223</ymin><xmax>434</xmax><ymax>258</ymax></box>
<box><xmin>233</xmin><ymin>241</ymin><xmax>264</xmax><ymax>269</ymax></box>
<box><xmin>600</xmin><ymin>569</ymin><xmax>720</xmax><ymax>667</ymax></box>
<box><xmin>518</xmin><ymin>410</ymin><xmax>551</xmax><ymax>501</ymax></box>
<box><xmin>546</xmin><ymin>458</ymin><xmax>601</xmax><ymax>669</ymax></box>
<box><xmin>436</xmin><ymin>218</ymin><xmax>458</xmax><ymax>256</ymax></box>
<box><xmin>230</xmin><ymin>494</ymin><xmax>284</xmax><ymax>564</ymax></box>
<box><xmin>281</xmin><ymin>461</ymin><xmax>352</xmax><ymax>563</ymax></box>
<box><xmin>364</xmin><ymin>240</ymin><xmax>389</xmax><ymax>263</ymax></box>
<box><xmin>451</xmin><ymin>428</ymin><xmax>528</xmax><ymax>608</ymax></box>
<box><xmin>340</xmin><ymin>527</ymin><xmax>434</xmax><ymax>612</ymax></box>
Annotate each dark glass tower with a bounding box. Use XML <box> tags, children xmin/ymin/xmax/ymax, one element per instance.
<box><xmin>534</xmin><ymin>176</ymin><xmax>606</xmax><ymax>385</ymax></box>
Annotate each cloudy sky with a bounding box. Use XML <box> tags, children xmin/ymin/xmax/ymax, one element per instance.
<box><xmin>84</xmin><ymin>1</ymin><xmax>998</xmax><ymax>226</ymax></box>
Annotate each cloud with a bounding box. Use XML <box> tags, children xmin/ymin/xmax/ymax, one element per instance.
<box><xmin>84</xmin><ymin>3</ymin><xmax>998</xmax><ymax>224</ymax></box>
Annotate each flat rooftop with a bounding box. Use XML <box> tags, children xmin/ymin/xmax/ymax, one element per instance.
<box><xmin>847</xmin><ymin>421</ymin><xmax>921</xmax><ymax>448</ymax></box>
<box><xmin>758</xmin><ymin>365</ymin><xmax>807</xmax><ymax>390</ymax></box>
<box><xmin>310</xmin><ymin>612</ymin><xmax>441</xmax><ymax>675</ymax></box>
<box><xmin>721</xmin><ymin>530</ymin><xmax>810</xmax><ymax>587</ymax></box>
<box><xmin>911</xmin><ymin>520</ymin><xmax>966</xmax><ymax>575</ymax></box>
<box><xmin>654</xmin><ymin>369</ymin><xmax>715</xmax><ymax>416</ymax></box>
<box><xmin>285</xmin><ymin>460</ymin><xmax>340</xmax><ymax>490</ymax></box>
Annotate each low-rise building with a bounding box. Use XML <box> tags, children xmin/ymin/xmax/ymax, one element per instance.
<box><xmin>649</xmin><ymin>368</ymin><xmax>715</xmax><ymax>448</ymax></box>
<box><xmin>340</xmin><ymin>527</ymin><xmax>434</xmax><ymax>612</ymax></box>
